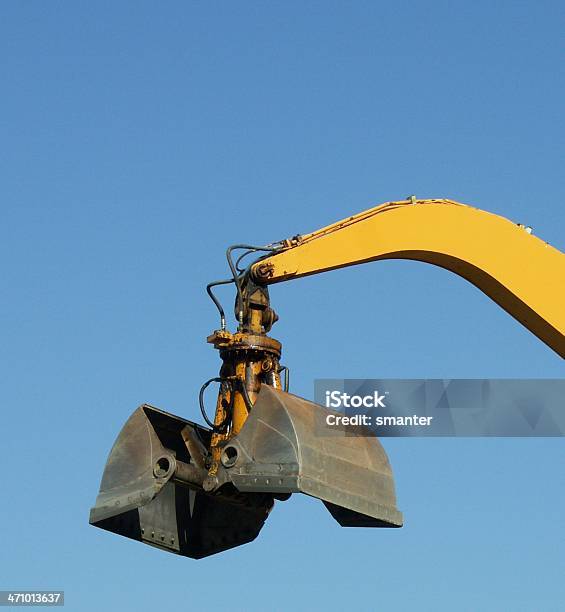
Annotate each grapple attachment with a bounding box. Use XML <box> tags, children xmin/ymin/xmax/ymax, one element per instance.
<box><xmin>90</xmin><ymin>386</ymin><xmax>402</xmax><ymax>558</ymax></box>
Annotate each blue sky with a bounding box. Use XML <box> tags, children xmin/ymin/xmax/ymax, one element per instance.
<box><xmin>1</xmin><ymin>2</ymin><xmax>564</xmax><ymax>611</ymax></box>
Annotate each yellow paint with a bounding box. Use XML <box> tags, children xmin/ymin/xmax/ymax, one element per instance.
<box><xmin>253</xmin><ymin>199</ymin><xmax>565</xmax><ymax>358</ymax></box>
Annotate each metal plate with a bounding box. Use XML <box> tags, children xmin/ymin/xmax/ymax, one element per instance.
<box><xmin>219</xmin><ymin>386</ymin><xmax>403</xmax><ymax>527</ymax></box>
<box><xmin>89</xmin><ymin>404</ymin><xmax>273</xmax><ymax>559</ymax></box>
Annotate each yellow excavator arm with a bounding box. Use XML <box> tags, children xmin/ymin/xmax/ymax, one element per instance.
<box><xmin>251</xmin><ymin>198</ymin><xmax>565</xmax><ymax>358</ymax></box>
<box><xmin>90</xmin><ymin>196</ymin><xmax>564</xmax><ymax>561</ymax></box>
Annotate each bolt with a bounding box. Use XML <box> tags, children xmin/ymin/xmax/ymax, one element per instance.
<box><xmin>203</xmin><ymin>475</ymin><xmax>219</xmax><ymax>492</ymax></box>
<box><xmin>254</xmin><ymin>262</ymin><xmax>274</xmax><ymax>280</ymax></box>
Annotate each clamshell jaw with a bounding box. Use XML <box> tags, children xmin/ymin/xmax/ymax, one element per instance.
<box><xmin>219</xmin><ymin>385</ymin><xmax>403</xmax><ymax>528</ymax></box>
<box><xmin>89</xmin><ymin>405</ymin><xmax>273</xmax><ymax>559</ymax></box>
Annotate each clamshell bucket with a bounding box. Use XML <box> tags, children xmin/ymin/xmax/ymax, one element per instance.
<box><xmin>218</xmin><ymin>385</ymin><xmax>403</xmax><ymax>528</ymax></box>
<box><xmin>90</xmin><ymin>386</ymin><xmax>401</xmax><ymax>559</ymax></box>
<box><xmin>89</xmin><ymin>405</ymin><xmax>273</xmax><ymax>559</ymax></box>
